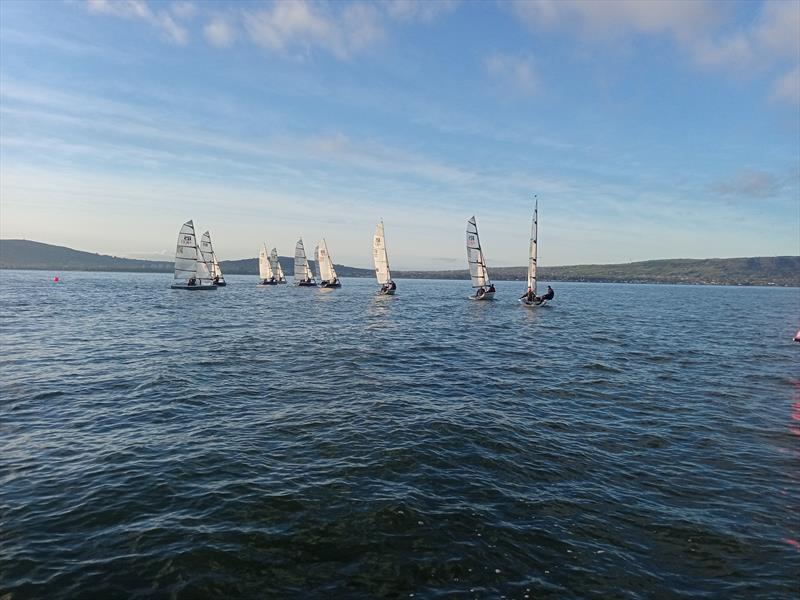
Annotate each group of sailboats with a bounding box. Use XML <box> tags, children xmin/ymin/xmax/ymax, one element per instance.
<box><xmin>466</xmin><ymin>200</ymin><xmax>551</xmax><ymax>307</ymax></box>
<box><xmin>257</xmin><ymin>245</ymin><xmax>287</xmax><ymax>285</ymax></box>
<box><xmin>171</xmin><ymin>209</ymin><xmax>552</xmax><ymax>305</ymax></box>
<box><xmin>171</xmin><ymin>220</ymin><xmax>225</xmax><ymax>290</ymax></box>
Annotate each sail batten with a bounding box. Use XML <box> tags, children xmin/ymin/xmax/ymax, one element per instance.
<box><xmin>465</xmin><ymin>216</ymin><xmax>491</xmax><ymax>288</ymax></box>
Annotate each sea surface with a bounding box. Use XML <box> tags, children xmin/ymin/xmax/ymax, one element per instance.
<box><xmin>1</xmin><ymin>270</ymin><xmax>798</xmax><ymax>599</ymax></box>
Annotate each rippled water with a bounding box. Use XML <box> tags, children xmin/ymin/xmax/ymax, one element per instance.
<box><xmin>1</xmin><ymin>270</ymin><xmax>798</xmax><ymax>599</ymax></box>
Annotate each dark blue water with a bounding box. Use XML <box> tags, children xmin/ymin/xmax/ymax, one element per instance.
<box><xmin>1</xmin><ymin>271</ymin><xmax>799</xmax><ymax>599</ymax></box>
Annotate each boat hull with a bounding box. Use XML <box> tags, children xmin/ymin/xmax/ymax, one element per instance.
<box><xmin>378</xmin><ymin>289</ymin><xmax>396</xmax><ymax>296</ymax></box>
<box><xmin>171</xmin><ymin>283</ymin><xmax>217</xmax><ymax>290</ymax></box>
<box><xmin>520</xmin><ymin>298</ymin><xmax>548</xmax><ymax>308</ymax></box>
<box><xmin>214</xmin><ymin>281</ymin><xmax>227</xmax><ymax>287</ymax></box>
<box><xmin>320</xmin><ymin>281</ymin><xmax>341</xmax><ymax>288</ymax></box>
<box><xmin>257</xmin><ymin>280</ymin><xmax>279</xmax><ymax>286</ymax></box>
<box><xmin>296</xmin><ymin>281</ymin><xmax>317</xmax><ymax>287</ymax></box>
<box><xmin>471</xmin><ymin>291</ymin><xmax>496</xmax><ymax>301</ymax></box>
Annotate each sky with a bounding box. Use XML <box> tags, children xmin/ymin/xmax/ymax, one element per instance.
<box><xmin>0</xmin><ymin>0</ymin><xmax>798</xmax><ymax>269</ymax></box>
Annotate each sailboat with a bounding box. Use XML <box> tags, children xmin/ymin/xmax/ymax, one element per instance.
<box><xmin>199</xmin><ymin>231</ymin><xmax>226</xmax><ymax>286</ymax></box>
<box><xmin>317</xmin><ymin>238</ymin><xmax>341</xmax><ymax>288</ymax></box>
<box><xmin>294</xmin><ymin>238</ymin><xmax>317</xmax><ymax>286</ymax></box>
<box><xmin>520</xmin><ymin>199</ymin><xmax>549</xmax><ymax>307</ymax></box>
<box><xmin>466</xmin><ymin>216</ymin><xmax>495</xmax><ymax>300</ymax></box>
<box><xmin>257</xmin><ymin>243</ymin><xmax>277</xmax><ymax>286</ymax></box>
<box><xmin>373</xmin><ymin>221</ymin><xmax>396</xmax><ymax>295</ymax></box>
<box><xmin>171</xmin><ymin>220</ymin><xmax>216</xmax><ymax>290</ymax></box>
<box><xmin>270</xmin><ymin>248</ymin><xmax>287</xmax><ymax>284</ymax></box>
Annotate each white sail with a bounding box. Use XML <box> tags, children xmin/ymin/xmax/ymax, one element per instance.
<box><xmin>466</xmin><ymin>216</ymin><xmax>491</xmax><ymax>288</ymax></box>
<box><xmin>174</xmin><ymin>220</ymin><xmax>199</xmax><ymax>281</ymax></box>
<box><xmin>527</xmin><ymin>201</ymin><xmax>538</xmax><ymax>295</ymax></box>
<box><xmin>373</xmin><ymin>221</ymin><xmax>391</xmax><ymax>285</ymax></box>
<box><xmin>294</xmin><ymin>239</ymin><xmax>314</xmax><ymax>282</ymax></box>
<box><xmin>318</xmin><ymin>239</ymin><xmax>337</xmax><ymax>282</ymax></box>
<box><xmin>259</xmin><ymin>244</ymin><xmax>273</xmax><ymax>279</ymax></box>
<box><xmin>271</xmin><ymin>248</ymin><xmax>285</xmax><ymax>281</ymax></box>
<box><xmin>313</xmin><ymin>244</ymin><xmax>322</xmax><ymax>281</ymax></box>
<box><xmin>199</xmin><ymin>231</ymin><xmax>224</xmax><ymax>281</ymax></box>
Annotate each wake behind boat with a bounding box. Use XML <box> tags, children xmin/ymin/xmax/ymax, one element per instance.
<box><xmin>373</xmin><ymin>220</ymin><xmax>396</xmax><ymax>295</ymax></box>
<box><xmin>294</xmin><ymin>238</ymin><xmax>317</xmax><ymax>286</ymax></box>
<box><xmin>171</xmin><ymin>220</ymin><xmax>217</xmax><ymax>290</ymax></box>
<box><xmin>466</xmin><ymin>216</ymin><xmax>495</xmax><ymax>300</ymax></box>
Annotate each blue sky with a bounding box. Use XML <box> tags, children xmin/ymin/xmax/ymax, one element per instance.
<box><xmin>1</xmin><ymin>0</ymin><xmax>798</xmax><ymax>268</ymax></box>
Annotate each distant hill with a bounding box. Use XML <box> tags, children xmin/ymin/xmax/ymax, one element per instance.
<box><xmin>0</xmin><ymin>239</ymin><xmax>371</xmax><ymax>277</ymax></box>
<box><xmin>397</xmin><ymin>256</ymin><xmax>800</xmax><ymax>287</ymax></box>
<box><xmin>1</xmin><ymin>240</ymin><xmax>797</xmax><ymax>286</ymax></box>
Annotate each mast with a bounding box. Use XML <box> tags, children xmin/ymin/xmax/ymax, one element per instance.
<box><xmin>466</xmin><ymin>216</ymin><xmax>490</xmax><ymax>288</ymax></box>
<box><xmin>528</xmin><ymin>197</ymin><xmax>538</xmax><ymax>295</ymax></box>
<box><xmin>373</xmin><ymin>221</ymin><xmax>391</xmax><ymax>285</ymax></box>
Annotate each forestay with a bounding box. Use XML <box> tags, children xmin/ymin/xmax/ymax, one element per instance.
<box><xmin>466</xmin><ymin>216</ymin><xmax>491</xmax><ymax>288</ymax></box>
<box><xmin>373</xmin><ymin>221</ymin><xmax>392</xmax><ymax>285</ymax></box>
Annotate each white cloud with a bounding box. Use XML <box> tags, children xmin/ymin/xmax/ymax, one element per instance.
<box><xmin>385</xmin><ymin>0</ymin><xmax>459</xmax><ymax>23</ymax></box>
<box><xmin>84</xmin><ymin>0</ymin><xmax>188</xmax><ymax>44</ymax></box>
<box><xmin>485</xmin><ymin>54</ymin><xmax>539</xmax><ymax>97</ymax></box>
<box><xmin>243</xmin><ymin>0</ymin><xmax>384</xmax><ymax>60</ymax></box>
<box><xmin>509</xmin><ymin>0</ymin><xmax>800</xmax><ymax>105</ymax></box>
<box><xmin>771</xmin><ymin>66</ymin><xmax>800</xmax><ymax>105</ymax></box>
<box><xmin>204</xmin><ymin>17</ymin><xmax>236</xmax><ymax>48</ymax></box>
<box><xmin>170</xmin><ymin>1</ymin><xmax>196</xmax><ymax>20</ymax></box>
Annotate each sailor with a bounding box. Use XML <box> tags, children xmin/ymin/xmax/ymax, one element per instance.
<box><xmin>487</xmin><ymin>283</ymin><xmax>496</xmax><ymax>293</ymax></box>
<box><xmin>212</xmin><ymin>275</ymin><xmax>220</xmax><ymax>285</ymax></box>
<box><xmin>388</xmin><ymin>281</ymin><xmax>396</xmax><ymax>291</ymax></box>
<box><xmin>541</xmin><ymin>285</ymin><xmax>554</xmax><ymax>301</ymax></box>
<box><xmin>477</xmin><ymin>287</ymin><xmax>486</xmax><ymax>298</ymax></box>
<box><xmin>520</xmin><ymin>288</ymin><xmax>535</xmax><ymax>303</ymax></box>
<box><xmin>188</xmin><ymin>277</ymin><xmax>197</xmax><ymax>286</ymax></box>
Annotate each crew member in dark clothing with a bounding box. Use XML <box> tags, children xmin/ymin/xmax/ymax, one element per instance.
<box><xmin>487</xmin><ymin>284</ymin><xmax>496</xmax><ymax>293</ymax></box>
<box><xmin>389</xmin><ymin>281</ymin><xmax>396</xmax><ymax>291</ymax></box>
<box><xmin>520</xmin><ymin>288</ymin><xmax>535</xmax><ymax>302</ymax></box>
<box><xmin>541</xmin><ymin>285</ymin><xmax>554</xmax><ymax>301</ymax></box>
<box><xmin>188</xmin><ymin>277</ymin><xmax>197</xmax><ymax>286</ymax></box>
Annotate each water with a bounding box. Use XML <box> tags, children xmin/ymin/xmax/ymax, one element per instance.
<box><xmin>1</xmin><ymin>271</ymin><xmax>798</xmax><ymax>599</ymax></box>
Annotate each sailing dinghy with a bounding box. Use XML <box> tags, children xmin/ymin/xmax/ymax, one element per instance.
<box><xmin>171</xmin><ymin>220</ymin><xmax>216</xmax><ymax>290</ymax></box>
<box><xmin>373</xmin><ymin>221</ymin><xmax>396</xmax><ymax>295</ymax></box>
<box><xmin>520</xmin><ymin>199</ymin><xmax>548</xmax><ymax>307</ymax></box>
<box><xmin>317</xmin><ymin>239</ymin><xmax>341</xmax><ymax>288</ymax></box>
<box><xmin>270</xmin><ymin>248</ymin><xmax>287</xmax><ymax>284</ymax></box>
<box><xmin>199</xmin><ymin>231</ymin><xmax>226</xmax><ymax>286</ymax></box>
<box><xmin>257</xmin><ymin>244</ymin><xmax>277</xmax><ymax>285</ymax></box>
<box><xmin>294</xmin><ymin>239</ymin><xmax>317</xmax><ymax>286</ymax></box>
<box><xmin>466</xmin><ymin>216</ymin><xmax>495</xmax><ymax>300</ymax></box>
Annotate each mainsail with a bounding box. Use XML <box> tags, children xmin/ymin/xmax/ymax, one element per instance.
<box><xmin>373</xmin><ymin>221</ymin><xmax>391</xmax><ymax>285</ymax></box>
<box><xmin>313</xmin><ymin>244</ymin><xmax>322</xmax><ymax>281</ymax></box>
<box><xmin>174</xmin><ymin>220</ymin><xmax>199</xmax><ymax>281</ymax></box>
<box><xmin>200</xmin><ymin>231</ymin><xmax>224</xmax><ymax>281</ymax></box>
<box><xmin>294</xmin><ymin>239</ymin><xmax>314</xmax><ymax>282</ymax></box>
<box><xmin>466</xmin><ymin>216</ymin><xmax>491</xmax><ymax>289</ymax></box>
<box><xmin>270</xmin><ymin>248</ymin><xmax>285</xmax><ymax>281</ymax></box>
<box><xmin>318</xmin><ymin>239</ymin><xmax>337</xmax><ymax>282</ymax></box>
<box><xmin>527</xmin><ymin>200</ymin><xmax>538</xmax><ymax>295</ymax></box>
<box><xmin>259</xmin><ymin>244</ymin><xmax>273</xmax><ymax>280</ymax></box>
